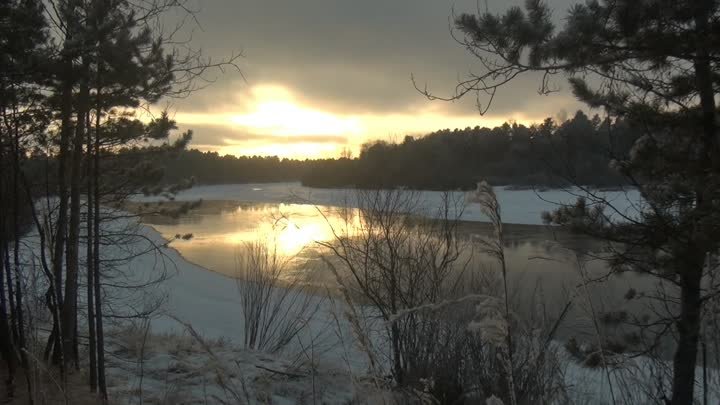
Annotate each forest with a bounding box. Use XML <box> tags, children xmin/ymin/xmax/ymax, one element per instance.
<box><xmin>157</xmin><ymin>110</ymin><xmax>638</xmax><ymax>190</ymax></box>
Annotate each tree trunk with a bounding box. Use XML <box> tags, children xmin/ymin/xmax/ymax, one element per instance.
<box><xmin>23</xmin><ymin>173</ymin><xmax>64</xmax><ymax>375</ymax></box>
<box><xmin>11</xmin><ymin>101</ymin><xmax>33</xmax><ymax>402</ymax></box>
<box><xmin>12</xmin><ymin>104</ymin><xmax>24</xmax><ymax>342</ymax></box>
<box><xmin>86</xmin><ymin>107</ymin><xmax>97</xmax><ymax>392</ymax></box>
<box><xmin>670</xmin><ymin>4</ymin><xmax>720</xmax><ymax>404</ymax></box>
<box><xmin>62</xmin><ymin>63</ymin><xmax>89</xmax><ymax>369</ymax></box>
<box><xmin>55</xmin><ymin>85</ymin><xmax>71</xmax><ymax>309</ymax></box>
<box><xmin>0</xmin><ymin>238</ymin><xmax>17</xmax><ymax>399</ymax></box>
<box><xmin>1</xmin><ymin>97</ymin><xmax>20</xmax><ymax>349</ymax></box>
<box><xmin>670</xmin><ymin>260</ymin><xmax>703</xmax><ymax>405</ymax></box>
<box><xmin>3</xmin><ymin>242</ymin><xmax>17</xmax><ymax>343</ymax></box>
<box><xmin>94</xmin><ymin>80</ymin><xmax>108</xmax><ymax>402</ymax></box>
<box><xmin>0</xmin><ymin>122</ymin><xmax>11</xmax><ymax>386</ymax></box>
<box><xmin>51</xmin><ymin>51</ymin><xmax>75</xmax><ymax>370</ymax></box>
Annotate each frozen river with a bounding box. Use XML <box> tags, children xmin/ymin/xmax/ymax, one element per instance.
<box><xmin>133</xmin><ymin>183</ymin><xmax>649</xmax><ymax>341</ymax></box>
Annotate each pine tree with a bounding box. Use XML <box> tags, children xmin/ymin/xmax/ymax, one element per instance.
<box><xmin>0</xmin><ymin>0</ymin><xmax>49</xmax><ymax>398</ymax></box>
<box><xmin>1</xmin><ymin>0</ymin><xmax>236</xmax><ymax>399</ymax></box>
<box><xmin>71</xmin><ymin>0</ymin><xmax>220</xmax><ymax>397</ymax></box>
<box><xmin>441</xmin><ymin>1</ymin><xmax>719</xmax><ymax>404</ymax></box>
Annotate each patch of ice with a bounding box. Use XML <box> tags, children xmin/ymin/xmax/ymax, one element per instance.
<box><xmin>132</xmin><ymin>182</ymin><xmax>643</xmax><ymax>225</ymax></box>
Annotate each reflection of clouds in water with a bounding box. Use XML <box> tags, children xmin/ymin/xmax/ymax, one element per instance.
<box><xmin>149</xmin><ymin>202</ymin><xmax>623</xmax><ymax>299</ymax></box>
<box><xmin>161</xmin><ymin>203</ymin><xmax>360</xmax><ymax>259</ymax></box>
<box><xmin>148</xmin><ymin>201</ymin><xmax>653</xmax><ymax>341</ymax></box>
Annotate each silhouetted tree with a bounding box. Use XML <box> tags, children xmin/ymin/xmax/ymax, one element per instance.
<box><xmin>150</xmin><ymin>112</ymin><xmax>635</xmax><ymax>190</ymax></box>
<box><xmin>436</xmin><ymin>1</ymin><xmax>720</xmax><ymax>404</ymax></box>
<box><xmin>0</xmin><ymin>0</ymin><xmax>49</xmax><ymax>399</ymax></box>
<box><xmin>1</xmin><ymin>0</ymin><xmax>239</xmax><ymax>401</ymax></box>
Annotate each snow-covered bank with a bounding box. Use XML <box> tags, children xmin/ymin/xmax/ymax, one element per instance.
<box><xmin>109</xmin><ymin>220</ymin><xmax>720</xmax><ymax>405</ymax></box>
<box><xmin>15</xmin><ymin>207</ymin><xmax>717</xmax><ymax>404</ymax></box>
<box><xmin>15</xmin><ymin>209</ymin><xmax>374</xmax><ymax>403</ymax></box>
<box><xmin>118</xmin><ymin>221</ymin><xmax>720</xmax><ymax>405</ymax></box>
<box><xmin>106</xmin><ymin>325</ymin><xmax>373</xmax><ymax>405</ymax></box>
<box><xmin>132</xmin><ymin>182</ymin><xmax>643</xmax><ymax>225</ymax></box>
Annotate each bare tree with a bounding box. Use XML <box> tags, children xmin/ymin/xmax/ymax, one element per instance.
<box><xmin>319</xmin><ymin>190</ymin><xmax>466</xmax><ymax>387</ymax></box>
<box><xmin>320</xmin><ymin>186</ymin><xmax>571</xmax><ymax>404</ymax></box>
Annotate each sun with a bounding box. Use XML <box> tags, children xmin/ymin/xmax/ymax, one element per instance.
<box><xmin>230</xmin><ymin>85</ymin><xmax>362</xmax><ymax>138</ymax></box>
<box><xmin>171</xmin><ymin>83</ymin><xmax>539</xmax><ymax>159</ymax></box>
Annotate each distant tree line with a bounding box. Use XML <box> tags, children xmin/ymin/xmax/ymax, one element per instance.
<box><xmin>156</xmin><ymin>110</ymin><xmax>639</xmax><ymax>191</ymax></box>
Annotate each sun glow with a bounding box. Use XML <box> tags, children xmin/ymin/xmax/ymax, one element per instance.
<box><xmin>219</xmin><ymin>142</ymin><xmax>343</xmax><ymax>160</ymax></box>
<box><xmin>222</xmin><ymin>218</ymin><xmax>329</xmax><ymax>257</ymax></box>
<box><xmin>230</xmin><ymin>85</ymin><xmax>362</xmax><ymax>137</ymax></box>
<box><xmin>173</xmin><ymin>83</ymin><xmax>537</xmax><ymax>159</ymax></box>
<box><xmin>221</xmin><ymin>204</ymin><xmax>359</xmax><ymax>257</ymax></box>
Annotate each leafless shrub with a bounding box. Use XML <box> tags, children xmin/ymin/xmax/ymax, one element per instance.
<box><xmin>235</xmin><ymin>240</ymin><xmax>323</xmax><ymax>354</ymax></box>
<box><xmin>318</xmin><ymin>189</ymin><xmax>466</xmax><ymax>385</ymax></box>
<box><xmin>321</xmin><ymin>186</ymin><xmax>569</xmax><ymax>405</ymax></box>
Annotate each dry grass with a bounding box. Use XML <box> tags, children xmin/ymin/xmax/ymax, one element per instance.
<box><xmin>1</xmin><ymin>366</ymin><xmax>105</xmax><ymax>405</ymax></box>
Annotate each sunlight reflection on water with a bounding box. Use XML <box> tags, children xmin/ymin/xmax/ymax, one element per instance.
<box><xmin>141</xmin><ymin>199</ymin><xmax>655</xmax><ymax>341</ymax></box>
<box><xmin>145</xmin><ymin>202</ymin><xmax>363</xmax><ymax>275</ymax></box>
<box><xmin>143</xmin><ymin>201</ymin><xmax>604</xmax><ymax>284</ymax></box>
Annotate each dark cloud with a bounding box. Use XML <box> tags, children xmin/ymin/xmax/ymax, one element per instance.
<box><xmin>168</xmin><ymin>0</ymin><xmax>586</xmax><ymax>150</ymax></box>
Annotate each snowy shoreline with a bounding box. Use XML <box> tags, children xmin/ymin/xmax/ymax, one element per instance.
<box><xmin>132</xmin><ymin>182</ymin><xmax>643</xmax><ymax>226</ymax></box>
<box><xmin>127</xmin><ymin>221</ymin><xmax>720</xmax><ymax>405</ymax></box>
<box><xmin>15</xmin><ymin>210</ymin><xmax>696</xmax><ymax>405</ymax></box>
<box><xmin>18</xmin><ymin>187</ymin><xmax>700</xmax><ymax>404</ymax></box>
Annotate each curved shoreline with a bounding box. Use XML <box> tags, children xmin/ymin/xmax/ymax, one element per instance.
<box><xmin>135</xmin><ymin>198</ymin><xmax>596</xmax><ymax>243</ymax></box>
<box><xmin>141</xmin><ymin>222</ymin><xmax>243</xmax><ymax>282</ymax></box>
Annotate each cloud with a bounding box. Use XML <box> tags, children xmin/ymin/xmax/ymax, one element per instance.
<box><xmin>164</xmin><ymin>0</ymin><xmax>586</xmax><ymax>156</ymax></box>
<box><xmin>173</xmin><ymin>0</ymin><xmax>582</xmax><ymax>112</ymax></box>
<box><xmin>223</xmin><ymin>133</ymin><xmax>347</xmax><ymax>145</ymax></box>
<box><xmin>177</xmin><ymin>124</ymin><xmax>346</xmax><ymax>146</ymax></box>
<box><xmin>167</xmin><ymin>82</ymin><xmax>551</xmax><ymax>158</ymax></box>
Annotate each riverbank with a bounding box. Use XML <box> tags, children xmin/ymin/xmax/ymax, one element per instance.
<box><xmin>109</xmin><ymin>218</ymin><xmax>718</xmax><ymax>405</ymax></box>
<box><xmin>130</xmin><ymin>182</ymin><xmax>643</xmax><ymax>226</ymax></box>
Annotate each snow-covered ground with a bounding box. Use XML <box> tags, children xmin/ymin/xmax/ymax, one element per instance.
<box><xmin>16</xmin><ymin>186</ymin><xmax>718</xmax><ymax>404</ymax></box>
<box><xmin>133</xmin><ymin>182</ymin><xmax>643</xmax><ymax>225</ymax></box>
<box><xmin>124</xmin><ymin>183</ymin><xmax>720</xmax><ymax>405</ymax></box>
<box><xmin>106</xmin><ymin>322</ymin><xmax>375</xmax><ymax>405</ymax></box>
<box><xmin>16</xmin><ymin>208</ymin><xmax>376</xmax><ymax>404</ymax></box>
<box><xmin>103</xmin><ymin>219</ymin><xmax>720</xmax><ymax>405</ymax></box>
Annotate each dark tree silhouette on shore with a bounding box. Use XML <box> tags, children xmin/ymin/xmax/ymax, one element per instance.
<box><xmin>424</xmin><ymin>1</ymin><xmax>720</xmax><ymax>404</ymax></box>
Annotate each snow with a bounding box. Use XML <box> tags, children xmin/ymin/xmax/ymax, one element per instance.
<box><xmin>101</xmin><ymin>220</ymin><xmax>403</xmax><ymax>404</ymax></box>
<box><xmin>106</xmin><ymin>326</ymin><xmax>372</xmax><ymax>405</ymax></box>
<box><xmin>112</xmin><ymin>219</ymin><xmax>720</xmax><ymax>405</ymax></box>
<box><xmin>16</xmin><ymin>187</ymin><xmax>717</xmax><ymax>405</ymax></box>
<box><xmin>15</xmin><ymin>206</ymin><xmax>375</xmax><ymax>403</ymax></box>
<box><xmin>133</xmin><ymin>182</ymin><xmax>644</xmax><ymax>225</ymax></box>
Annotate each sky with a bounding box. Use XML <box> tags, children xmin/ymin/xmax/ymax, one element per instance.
<box><xmin>162</xmin><ymin>0</ymin><xmax>583</xmax><ymax>159</ymax></box>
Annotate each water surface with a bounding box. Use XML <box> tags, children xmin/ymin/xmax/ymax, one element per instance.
<box><xmin>135</xmin><ymin>186</ymin><xmax>664</xmax><ymax>351</ymax></box>
<box><xmin>141</xmin><ymin>200</ymin><xmax>649</xmax><ymax>318</ymax></box>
